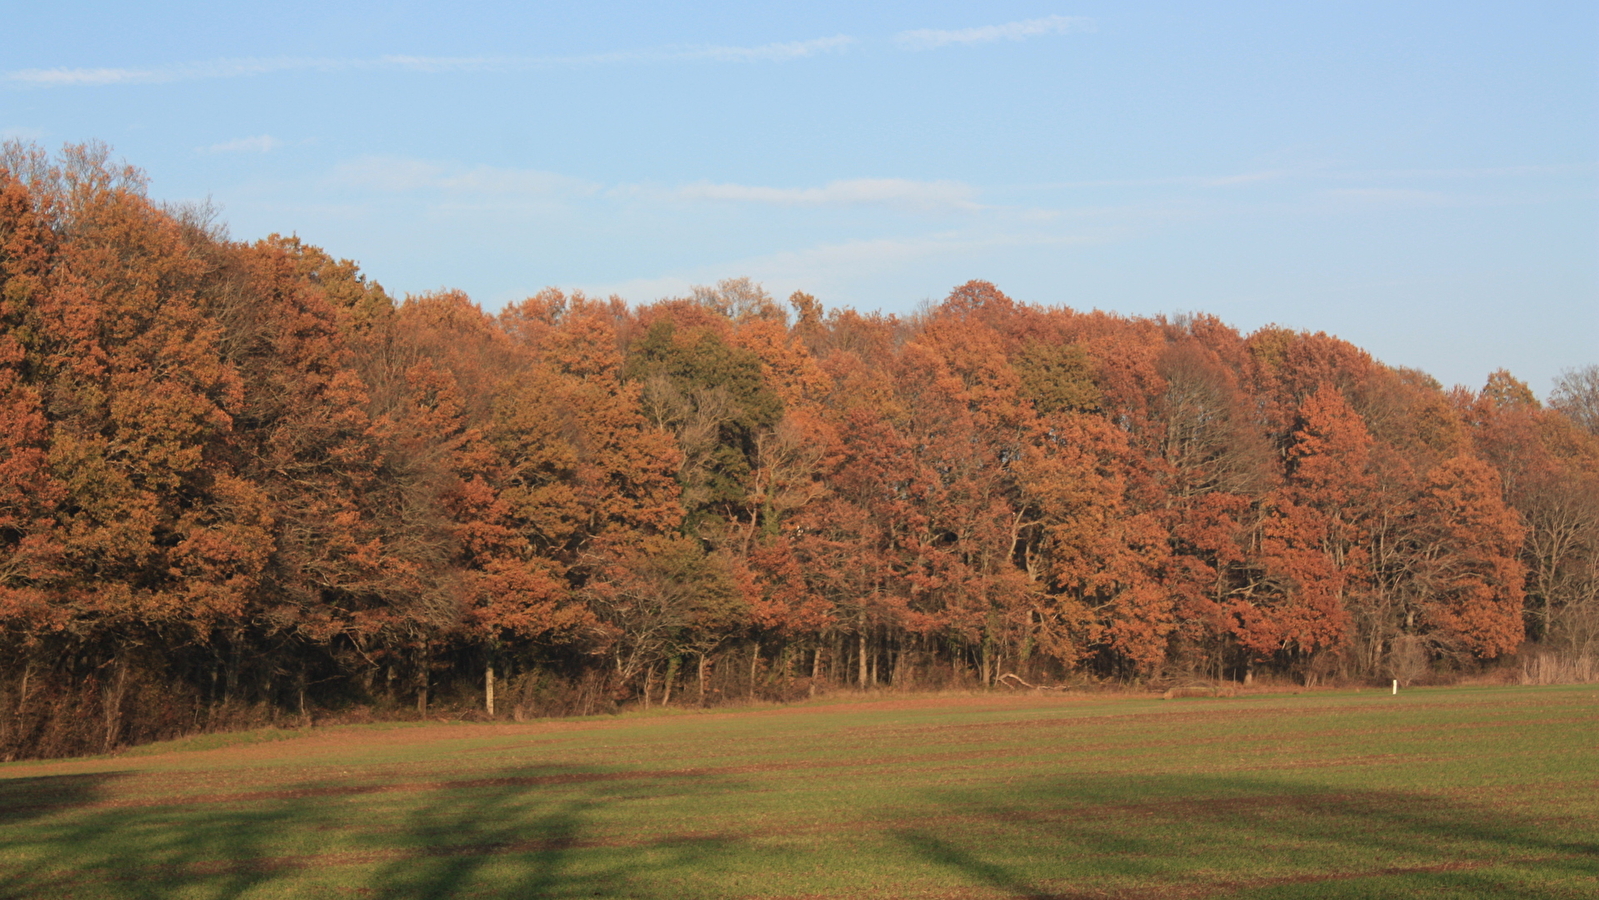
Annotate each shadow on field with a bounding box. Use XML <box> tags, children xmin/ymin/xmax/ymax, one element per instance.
<box><xmin>893</xmin><ymin>774</ymin><xmax>1599</xmax><ymax>899</ymax></box>
<box><xmin>6</xmin><ymin>767</ymin><xmax>1597</xmax><ymax>898</ymax></box>
<box><xmin>0</xmin><ymin>766</ymin><xmax>745</xmax><ymax>900</ymax></box>
<box><xmin>0</xmin><ymin>772</ymin><xmax>130</xmax><ymax>824</ymax></box>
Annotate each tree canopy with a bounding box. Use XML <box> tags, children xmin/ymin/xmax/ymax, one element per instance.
<box><xmin>2</xmin><ymin>145</ymin><xmax>1593</xmax><ymax>759</ymax></box>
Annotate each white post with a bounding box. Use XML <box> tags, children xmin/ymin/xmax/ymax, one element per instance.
<box><xmin>1392</xmin><ymin>679</ymin><xmax>1398</xmax><ymax>695</ymax></box>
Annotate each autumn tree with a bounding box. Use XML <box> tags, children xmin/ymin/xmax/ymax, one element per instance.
<box><xmin>0</xmin><ymin>170</ymin><xmax>65</xmax><ymax>643</ymax></box>
<box><xmin>624</xmin><ymin>316</ymin><xmax>783</xmax><ymax>540</ymax></box>
<box><xmin>25</xmin><ymin>147</ymin><xmax>268</xmax><ymax>656</ymax></box>
<box><xmin>1401</xmin><ymin>456</ymin><xmax>1526</xmax><ymax>659</ymax></box>
<box><xmin>3</xmin><ymin>145</ymin><xmax>1581</xmax><ymax>755</ymax></box>
<box><xmin>493</xmin><ymin>291</ymin><xmax>691</xmax><ymax>698</ymax></box>
<box><xmin>1550</xmin><ymin>365</ymin><xmax>1599</xmax><ymax>436</ymax></box>
<box><xmin>1470</xmin><ymin>372</ymin><xmax>1599</xmax><ymax>656</ymax></box>
<box><xmin>892</xmin><ymin>294</ymin><xmax>1039</xmax><ymax>685</ymax></box>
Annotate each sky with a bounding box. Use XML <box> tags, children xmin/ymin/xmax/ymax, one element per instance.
<box><xmin>4</xmin><ymin>1</ymin><xmax>1595</xmax><ymax>395</ymax></box>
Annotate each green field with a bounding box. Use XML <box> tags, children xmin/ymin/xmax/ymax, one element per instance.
<box><xmin>1</xmin><ymin>686</ymin><xmax>1595</xmax><ymax>899</ymax></box>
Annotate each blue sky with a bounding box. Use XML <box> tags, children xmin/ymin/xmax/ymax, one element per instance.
<box><xmin>5</xmin><ymin>1</ymin><xmax>1595</xmax><ymax>394</ymax></box>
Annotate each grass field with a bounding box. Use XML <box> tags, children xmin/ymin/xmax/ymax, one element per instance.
<box><xmin>1</xmin><ymin>685</ymin><xmax>1595</xmax><ymax>899</ymax></box>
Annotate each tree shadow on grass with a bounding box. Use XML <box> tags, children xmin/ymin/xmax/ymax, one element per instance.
<box><xmin>0</xmin><ymin>765</ymin><xmax>749</xmax><ymax>900</ymax></box>
<box><xmin>8</xmin><ymin>766</ymin><xmax>1596</xmax><ymax>899</ymax></box>
<box><xmin>892</xmin><ymin>774</ymin><xmax>1599</xmax><ymax>899</ymax></box>
<box><xmin>0</xmin><ymin>772</ymin><xmax>131</xmax><ymax>824</ymax></box>
<box><xmin>363</xmin><ymin>773</ymin><xmax>743</xmax><ymax>899</ymax></box>
<box><xmin>2</xmin><ymin>769</ymin><xmax>332</xmax><ymax>900</ymax></box>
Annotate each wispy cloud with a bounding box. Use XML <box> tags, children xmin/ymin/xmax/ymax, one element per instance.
<box><xmin>895</xmin><ymin>15</ymin><xmax>1093</xmax><ymax>50</ymax></box>
<box><xmin>666</xmin><ymin>36</ymin><xmax>855</xmax><ymax>63</ymax></box>
<box><xmin>1038</xmin><ymin>162</ymin><xmax>1596</xmax><ymax>192</ymax></box>
<box><xmin>329</xmin><ymin>156</ymin><xmax>447</xmax><ymax>192</ymax></box>
<box><xmin>438</xmin><ymin>166</ymin><xmax>601</xmax><ymax>197</ymax></box>
<box><xmin>200</xmin><ymin>135</ymin><xmax>281</xmax><ymax>154</ymax></box>
<box><xmin>1201</xmin><ymin>170</ymin><xmax>1294</xmax><ymax>187</ymax></box>
<box><xmin>382</xmin><ymin>36</ymin><xmax>856</xmax><ymax>68</ymax></box>
<box><xmin>1036</xmin><ymin>169</ymin><xmax>1297</xmax><ymax>190</ymax></box>
<box><xmin>576</xmin><ymin>274</ymin><xmax>700</xmax><ymax>304</ymax></box>
<box><xmin>668</xmin><ymin>178</ymin><xmax>982</xmax><ymax>213</ymax></box>
<box><xmin>745</xmin><ymin>232</ymin><xmax>1094</xmax><ymax>275</ymax></box>
<box><xmin>1322</xmin><ymin>187</ymin><xmax>1455</xmax><ymax>206</ymax></box>
<box><xmin>1330</xmin><ymin>163</ymin><xmax>1599</xmax><ymax>181</ymax></box>
<box><xmin>329</xmin><ymin>156</ymin><xmax>601</xmax><ymax>198</ymax></box>
<box><xmin>583</xmin><ymin>229</ymin><xmax>1114</xmax><ymax>305</ymax></box>
<box><xmin>10</xmin><ymin>58</ymin><xmax>337</xmax><ymax>87</ymax></box>
<box><xmin>6</xmin><ymin>36</ymin><xmax>856</xmax><ymax>88</ymax></box>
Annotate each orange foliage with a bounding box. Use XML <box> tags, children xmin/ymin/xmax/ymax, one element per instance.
<box><xmin>0</xmin><ymin>145</ymin><xmax>1576</xmax><ymax>746</ymax></box>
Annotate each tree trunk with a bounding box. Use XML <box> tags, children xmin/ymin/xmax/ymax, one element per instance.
<box><xmin>662</xmin><ymin>657</ymin><xmax>678</xmax><ymax>706</ymax></box>
<box><xmin>485</xmin><ymin>661</ymin><xmax>496</xmax><ymax>717</ymax></box>
<box><xmin>868</xmin><ymin>630</ymin><xmax>879</xmax><ymax>686</ymax></box>
<box><xmin>416</xmin><ymin>647</ymin><xmax>430</xmax><ymax>716</ymax></box>
<box><xmin>225</xmin><ymin>637</ymin><xmax>241</xmax><ymax>705</ymax></box>
<box><xmin>357</xmin><ymin>655</ymin><xmax>375</xmax><ymax>699</ymax></box>
<box><xmin>17</xmin><ymin>661</ymin><xmax>33</xmax><ymax>716</ymax></box>
<box><xmin>102</xmin><ymin>654</ymin><xmax>128</xmax><ymax>753</ymax></box>
<box><xmin>697</xmin><ymin>653</ymin><xmax>708</xmax><ymax>704</ymax></box>
<box><xmin>749</xmin><ymin>641</ymin><xmax>761</xmax><ymax>698</ymax></box>
<box><xmin>857</xmin><ymin>629</ymin><xmax>868</xmax><ymax>688</ymax></box>
<box><xmin>205</xmin><ymin>660</ymin><xmax>218</xmax><ymax>710</ymax></box>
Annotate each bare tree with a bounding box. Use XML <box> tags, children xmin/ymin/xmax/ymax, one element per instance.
<box><xmin>1551</xmin><ymin>365</ymin><xmax>1599</xmax><ymax>436</ymax></box>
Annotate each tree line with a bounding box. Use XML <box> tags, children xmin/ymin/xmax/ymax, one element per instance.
<box><xmin>2</xmin><ymin>143</ymin><xmax>1596</xmax><ymax>758</ymax></box>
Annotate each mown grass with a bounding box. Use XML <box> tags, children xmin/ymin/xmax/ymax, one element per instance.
<box><xmin>0</xmin><ymin>685</ymin><xmax>1594</xmax><ymax>898</ymax></box>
